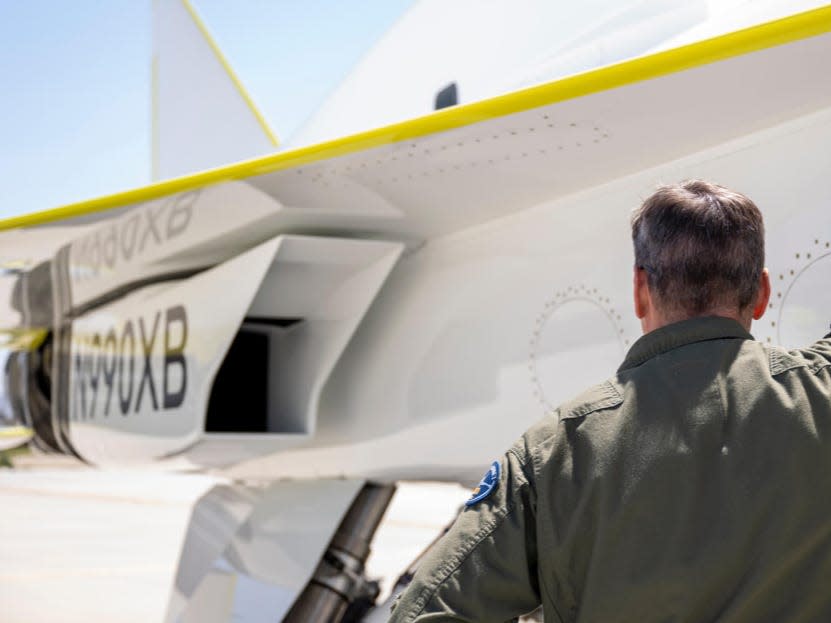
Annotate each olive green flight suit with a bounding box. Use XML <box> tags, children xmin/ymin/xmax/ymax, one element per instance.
<box><xmin>389</xmin><ymin>316</ymin><xmax>831</xmax><ymax>622</ymax></box>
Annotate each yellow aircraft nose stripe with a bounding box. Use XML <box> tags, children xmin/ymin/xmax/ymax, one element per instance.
<box><xmin>0</xmin><ymin>329</ymin><xmax>49</xmax><ymax>352</ymax></box>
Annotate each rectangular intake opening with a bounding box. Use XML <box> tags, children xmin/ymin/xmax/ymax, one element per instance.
<box><xmin>205</xmin><ymin>318</ymin><xmax>302</xmax><ymax>433</ymax></box>
<box><xmin>202</xmin><ymin>235</ymin><xmax>402</xmax><ymax>441</ymax></box>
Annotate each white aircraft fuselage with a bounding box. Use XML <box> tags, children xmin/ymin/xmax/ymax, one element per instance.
<box><xmin>2</xmin><ymin>2</ymin><xmax>831</xmax><ymax>621</ymax></box>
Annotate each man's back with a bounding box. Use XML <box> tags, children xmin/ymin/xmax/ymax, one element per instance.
<box><xmin>528</xmin><ymin>316</ymin><xmax>831</xmax><ymax>622</ymax></box>
<box><xmin>388</xmin><ymin>182</ymin><xmax>830</xmax><ymax>623</ymax></box>
<box><xmin>390</xmin><ymin>317</ymin><xmax>831</xmax><ymax>622</ymax></box>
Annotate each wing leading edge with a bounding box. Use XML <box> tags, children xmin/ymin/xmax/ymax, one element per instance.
<box><xmin>0</xmin><ymin>4</ymin><xmax>829</xmax><ymax>239</ymax></box>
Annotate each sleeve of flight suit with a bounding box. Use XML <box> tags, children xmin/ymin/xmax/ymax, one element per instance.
<box><xmin>795</xmin><ymin>331</ymin><xmax>831</xmax><ymax>368</ymax></box>
<box><xmin>388</xmin><ymin>437</ymin><xmax>541</xmax><ymax>622</ymax></box>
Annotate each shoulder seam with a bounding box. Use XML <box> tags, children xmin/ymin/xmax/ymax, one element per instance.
<box><xmin>508</xmin><ymin>445</ymin><xmax>532</xmax><ymax>472</ymax></box>
<box><xmin>509</xmin><ymin>446</ymin><xmax>537</xmax><ymax>500</ymax></box>
<box><xmin>768</xmin><ymin>346</ymin><xmax>810</xmax><ymax>376</ymax></box>
<box><xmin>560</xmin><ymin>380</ymin><xmax>623</xmax><ymax>420</ymax></box>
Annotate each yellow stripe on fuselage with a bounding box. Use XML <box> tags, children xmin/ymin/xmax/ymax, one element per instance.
<box><xmin>2</xmin><ymin>4</ymin><xmax>830</xmax><ymax>232</ymax></box>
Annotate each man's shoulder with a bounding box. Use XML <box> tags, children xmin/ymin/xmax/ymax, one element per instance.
<box><xmin>520</xmin><ymin>378</ymin><xmax>626</xmax><ymax>466</ymax></box>
<box><xmin>767</xmin><ymin>338</ymin><xmax>831</xmax><ymax>376</ymax></box>
<box><xmin>558</xmin><ymin>378</ymin><xmax>625</xmax><ymax>421</ymax></box>
<box><xmin>523</xmin><ymin>379</ymin><xmax>625</xmax><ymax>442</ymax></box>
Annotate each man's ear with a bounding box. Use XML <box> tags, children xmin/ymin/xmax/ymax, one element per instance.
<box><xmin>751</xmin><ymin>268</ymin><xmax>771</xmax><ymax>320</ymax></box>
<box><xmin>633</xmin><ymin>267</ymin><xmax>649</xmax><ymax>319</ymax></box>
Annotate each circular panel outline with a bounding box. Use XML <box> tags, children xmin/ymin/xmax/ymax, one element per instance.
<box><xmin>766</xmin><ymin>238</ymin><xmax>831</xmax><ymax>345</ymax></box>
<box><xmin>529</xmin><ymin>285</ymin><xmax>629</xmax><ymax>413</ymax></box>
<box><xmin>775</xmin><ymin>249</ymin><xmax>831</xmax><ymax>345</ymax></box>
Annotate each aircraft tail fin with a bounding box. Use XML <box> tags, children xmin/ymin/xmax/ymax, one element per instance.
<box><xmin>151</xmin><ymin>0</ymin><xmax>279</xmax><ymax>180</ymax></box>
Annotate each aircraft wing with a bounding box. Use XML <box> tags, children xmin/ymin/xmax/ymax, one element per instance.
<box><xmin>3</xmin><ymin>5</ymin><xmax>829</xmax><ymax>242</ymax></box>
<box><xmin>1</xmin><ymin>5</ymin><xmax>830</xmax><ymax>480</ymax></box>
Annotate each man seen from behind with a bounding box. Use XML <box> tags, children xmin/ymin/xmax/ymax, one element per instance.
<box><xmin>389</xmin><ymin>180</ymin><xmax>831</xmax><ymax>622</ymax></box>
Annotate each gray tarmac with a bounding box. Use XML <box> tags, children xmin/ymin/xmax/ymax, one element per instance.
<box><xmin>0</xmin><ymin>455</ymin><xmax>467</xmax><ymax>623</ymax></box>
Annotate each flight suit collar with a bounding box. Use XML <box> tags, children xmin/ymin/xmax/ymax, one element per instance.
<box><xmin>619</xmin><ymin>316</ymin><xmax>753</xmax><ymax>372</ymax></box>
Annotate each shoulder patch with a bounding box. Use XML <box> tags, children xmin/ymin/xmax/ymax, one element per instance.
<box><xmin>559</xmin><ymin>379</ymin><xmax>624</xmax><ymax>420</ymax></box>
<box><xmin>465</xmin><ymin>460</ymin><xmax>500</xmax><ymax>506</ymax></box>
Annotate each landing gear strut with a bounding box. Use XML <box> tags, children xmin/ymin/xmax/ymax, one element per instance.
<box><xmin>284</xmin><ymin>483</ymin><xmax>396</xmax><ymax>623</ymax></box>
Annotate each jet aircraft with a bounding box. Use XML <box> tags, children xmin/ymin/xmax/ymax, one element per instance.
<box><xmin>2</xmin><ymin>1</ymin><xmax>831</xmax><ymax>620</ymax></box>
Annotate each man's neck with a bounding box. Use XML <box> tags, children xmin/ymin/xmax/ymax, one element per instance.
<box><xmin>642</xmin><ymin>308</ymin><xmax>752</xmax><ymax>334</ymax></box>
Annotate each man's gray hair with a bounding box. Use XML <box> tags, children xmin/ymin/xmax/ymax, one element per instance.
<box><xmin>631</xmin><ymin>180</ymin><xmax>765</xmax><ymax>316</ymax></box>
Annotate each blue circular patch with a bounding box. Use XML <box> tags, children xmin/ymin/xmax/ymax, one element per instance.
<box><xmin>465</xmin><ymin>460</ymin><xmax>501</xmax><ymax>506</ymax></box>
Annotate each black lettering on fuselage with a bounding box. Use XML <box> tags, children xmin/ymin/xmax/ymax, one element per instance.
<box><xmin>163</xmin><ymin>305</ymin><xmax>188</xmax><ymax>409</ymax></box>
<box><xmin>70</xmin><ymin>191</ymin><xmax>198</xmax><ymax>284</ymax></box>
<box><xmin>121</xmin><ymin>214</ymin><xmax>139</xmax><ymax>261</ymax></box>
<box><xmin>135</xmin><ymin>312</ymin><xmax>160</xmax><ymax>412</ymax></box>
<box><xmin>70</xmin><ymin>306</ymin><xmax>189</xmax><ymax>421</ymax></box>
<box><xmin>118</xmin><ymin>320</ymin><xmax>135</xmax><ymax>416</ymax></box>
<box><xmin>102</xmin><ymin>329</ymin><xmax>117</xmax><ymax>416</ymax></box>
<box><xmin>138</xmin><ymin>205</ymin><xmax>164</xmax><ymax>253</ymax></box>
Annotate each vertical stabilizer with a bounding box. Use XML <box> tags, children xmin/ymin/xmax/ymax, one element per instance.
<box><xmin>152</xmin><ymin>0</ymin><xmax>278</xmax><ymax>180</ymax></box>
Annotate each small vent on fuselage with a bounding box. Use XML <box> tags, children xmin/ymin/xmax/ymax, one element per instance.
<box><xmin>435</xmin><ymin>82</ymin><xmax>458</xmax><ymax>110</ymax></box>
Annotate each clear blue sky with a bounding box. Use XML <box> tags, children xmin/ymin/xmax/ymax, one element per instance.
<box><xmin>0</xmin><ymin>1</ymin><xmax>414</xmax><ymax>219</ymax></box>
